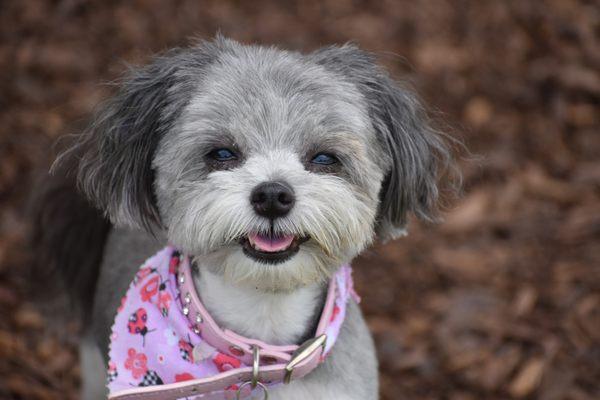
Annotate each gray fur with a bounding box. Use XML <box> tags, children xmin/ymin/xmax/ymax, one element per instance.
<box><xmin>311</xmin><ymin>45</ymin><xmax>454</xmax><ymax>239</ymax></box>
<box><xmin>80</xmin><ymin>337</ymin><xmax>108</xmax><ymax>399</ymax></box>
<box><xmin>57</xmin><ymin>42</ymin><xmax>221</xmax><ymax>230</ymax></box>
<box><xmin>40</xmin><ymin>36</ymin><xmax>455</xmax><ymax>399</ymax></box>
<box><xmin>267</xmin><ymin>301</ymin><xmax>378</xmax><ymax>400</ymax></box>
<box><xmin>149</xmin><ymin>38</ymin><xmax>387</xmax><ymax>291</ymax></box>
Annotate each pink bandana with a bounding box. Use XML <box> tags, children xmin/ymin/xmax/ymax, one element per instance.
<box><xmin>107</xmin><ymin>246</ymin><xmax>358</xmax><ymax>400</ymax></box>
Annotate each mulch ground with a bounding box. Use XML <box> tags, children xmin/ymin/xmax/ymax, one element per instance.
<box><xmin>0</xmin><ymin>1</ymin><xmax>598</xmax><ymax>399</ymax></box>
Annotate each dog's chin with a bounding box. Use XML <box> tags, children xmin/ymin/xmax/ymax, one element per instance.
<box><xmin>201</xmin><ymin>240</ymin><xmax>333</xmax><ymax>292</ymax></box>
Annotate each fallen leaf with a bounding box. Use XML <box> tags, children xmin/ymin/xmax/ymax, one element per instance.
<box><xmin>509</xmin><ymin>357</ymin><xmax>546</xmax><ymax>398</ymax></box>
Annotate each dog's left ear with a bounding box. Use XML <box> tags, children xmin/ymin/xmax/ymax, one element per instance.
<box><xmin>56</xmin><ymin>43</ymin><xmax>220</xmax><ymax>231</ymax></box>
<box><xmin>312</xmin><ymin>44</ymin><xmax>455</xmax><ymax>241</ymax></box>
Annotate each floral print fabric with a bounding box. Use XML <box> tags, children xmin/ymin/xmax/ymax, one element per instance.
<box><xmin>107</xmin><ymin>246</ymin><xmax>356</xmax><ymax>399</ymax></box>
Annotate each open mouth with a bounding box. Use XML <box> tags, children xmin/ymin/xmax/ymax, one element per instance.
<box><xmin>240</xmin><ymin>233</ymin><xmax>309</xmax><ymax>264</ymax></box>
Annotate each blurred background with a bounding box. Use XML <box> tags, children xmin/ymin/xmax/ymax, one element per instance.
<box><xmin>0</xmin><ymin>1</ymin><xmax>599</xmax><ymax>399</ymax></box>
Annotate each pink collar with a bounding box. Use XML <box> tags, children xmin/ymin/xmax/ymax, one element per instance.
<box><xmin>107</xmin><ymin>246</ymin><xmax>358</xmax><ymax>400</ymax></box>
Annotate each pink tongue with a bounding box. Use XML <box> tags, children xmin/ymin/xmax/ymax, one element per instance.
<box><xmin>249</xmin><ymin>233</ymin><xmax>295</xmax><ymax>252</ymax></box>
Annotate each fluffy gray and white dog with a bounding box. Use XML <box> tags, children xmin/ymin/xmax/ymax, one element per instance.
<box><xmin>32</xmin><ymin>36</ymin><xmax>453</xmax><ymax>399</ymax></box>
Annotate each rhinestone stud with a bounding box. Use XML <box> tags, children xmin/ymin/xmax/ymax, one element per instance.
<box><xmin>182</xmin><ymin>306</ymin><xmax>189</xmax><ymax>316</ymax></box>
<box><xmin>184</xmin><ymin>293</ymin><xmax>191</xmax><ymax>304</ymax></box>
<box><xmin>196</xmin><ymin>314</ymin><xmax>202</xmax><ymax>324</ymax></box>
<box><xmin>179</xmin><ymin>274</ymin><xmax>185</xmax><ymax>284</ymax></box>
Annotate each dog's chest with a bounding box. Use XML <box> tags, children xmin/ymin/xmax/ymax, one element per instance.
<box><xmin>195</xmin><ymin>269</ymin><xmax>324</xmax><ymax>345</ymax></box>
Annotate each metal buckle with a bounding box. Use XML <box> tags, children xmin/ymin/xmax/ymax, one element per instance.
<box><xmin>284</xmin><ymin>334</ymin><xmax>327</xmax><ymax>384</ymax></box>
<box><xmin>236</xmin><ymin>381</ymin><xmax>268</xmax><ymax>400</ymax></box>
<box><xmin>251</xmin><ymin>345</ymin><xmax>260</xmax><ymax>388</ymax></box>
<box><xmin>236</xmin><ymin>346</ymin><xmax>268</xmax><ymax>399</ymax></box>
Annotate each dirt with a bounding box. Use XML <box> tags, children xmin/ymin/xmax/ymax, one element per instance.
<box><xmin>0</xmin><ymin>1</ymin><xmax>598</xmax><ymax>399</ymax></box>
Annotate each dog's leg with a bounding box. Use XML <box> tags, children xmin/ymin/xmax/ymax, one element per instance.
<box><xmin>80</xmin><ymin>336</ymin><xmax>107</xmax><ymax>400</ymax></box>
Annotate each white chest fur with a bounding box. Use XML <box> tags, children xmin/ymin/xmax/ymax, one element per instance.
<box><xmin>194</xmin><ymin>268</ymin><xmax>324</xmax><ymax>345</ymax></box>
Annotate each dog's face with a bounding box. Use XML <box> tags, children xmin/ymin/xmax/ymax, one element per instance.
<box><xmin>153</xmin><ymin>50</ymin><xmax>383</xmax><ymax>289</ymax></box>
<box><xmin>71</xmin><ymin>37</ymin><xmax>450</xmax><ymax>291</ymax></box>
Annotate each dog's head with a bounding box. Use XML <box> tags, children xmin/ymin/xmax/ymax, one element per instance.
<box><xmin>68</xmin><ymin>37</ymin><xmax>452</xmax><ymax>291</ymax></box>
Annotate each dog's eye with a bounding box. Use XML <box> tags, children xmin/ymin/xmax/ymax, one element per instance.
<box><xmin>209</xmin><ymin>148</ymin><xmax>237</xmax><ymax>161</ymax></box>
<box><xmin>310</xmin><ymin>153</ymin><xmax>338</xmax><ymax>165</ymax></box>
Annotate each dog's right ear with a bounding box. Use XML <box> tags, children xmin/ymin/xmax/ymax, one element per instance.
<box><xmin>57</xmin><ymin>43</ymin><xmax>219</xmax><ymax>231</ymax></box>
<box><xmin>312</xmin><ymin>44</ymin><xmax>458</xmax><ymax>242</ymax></box>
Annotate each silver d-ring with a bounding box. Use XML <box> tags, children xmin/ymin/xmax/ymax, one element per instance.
<box><xmin>251</xmin><ymin>345</ymin><xmax>260</xmax><ymax>388</ymax></box>
<box><xmin>236</xmin><ymin>381</ymin><xmax>268</xmax><ymax>400</ymax></box>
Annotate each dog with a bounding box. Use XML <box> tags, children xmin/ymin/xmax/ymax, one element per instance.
<box><xmin>32</xmin><ymin>36</ymin><xmax>453</xmax><ymax>400</ymax></box>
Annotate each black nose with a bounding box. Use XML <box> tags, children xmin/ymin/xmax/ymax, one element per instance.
<box><xmin>250</xmin><ymin>181</ymin><xmax>295</xmax><ymax>219</ymax></box>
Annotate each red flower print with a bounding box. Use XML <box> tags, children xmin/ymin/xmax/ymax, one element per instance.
<box><xmin>158</xmin><ymin>291</ymin><xmax>172</xmax><ymax>316</ymax></box>
<box><xmin>175</xmin><ymin>373</ymin><xmax>195</xmax><ymax>382</ymax></box>
<box><xmin>213</xmin><ymin>353</ymin><xmax>242</xmax><ymax>372</ymax></box>
<box><xmin>330</xmin><ymin>305</ymin><xmax>340</xmax><ymax>322</ymax></box>
<box><xmin>117</xmin><ymin>295</ymin><xmax>127</xmax><ymax>312</ymax></box>
<box><xmin>140</xmin><ymin>275</ymin><xmax>160</xmax><ymax>302</ymax></box>
<box><xmin>124</xmin><ymin>348</ymin><xmax>148</xmax><ymax>379</ymax></box>
<box><xmin>179</xmin><ymin>339</ymin><xmax>194</xmax><ymax>363</ymax></box>
<box><xmin>134</xmin><ymin>266</ymin><xmax>155</xmax><ymax>286</ymax></box>
<box><xmin>107</xmin><ymin>361</ymin><xmax>118</xmax><ymax>383</ymax></box>
<box><xmin>169</xmin><ymin>253</ymin><xmax>181</xmax><ymax>275</ymax></box>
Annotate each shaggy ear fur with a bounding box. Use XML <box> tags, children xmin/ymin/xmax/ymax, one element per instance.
<box><xmin>311</xmin><ymin>44</ymin><xmax>455</xmax><ymax>241</ymax></box>
<box><xmin>58</xmin><ymin>44</ymin><xmax>218</xmax><ymax>230</ymax></box>
<box><xmin>29</xmin><ymin>151</ymin><xmax>111</xmax><ymax>320</ymax></box>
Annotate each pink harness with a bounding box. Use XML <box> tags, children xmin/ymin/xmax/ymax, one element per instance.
<box><xmin>107</xmin><ymin>246</ymin><xmax>358</xmax><ymax>399</ymax></box>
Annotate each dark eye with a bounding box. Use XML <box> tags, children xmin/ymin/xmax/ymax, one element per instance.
<box><xmin>209</xmin><ymin>148</ymin><xmax>237</xmax><ymax>161</ymax></box>
<box><xmin>310</xmin><ymin>153</ymin><xmax>338</xmax><ymax>165</ymax></box>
